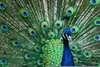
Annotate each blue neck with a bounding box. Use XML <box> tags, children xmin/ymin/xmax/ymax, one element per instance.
<box><xmin>61</xmin><ymin>38</ymin><xmax>75</xmax><ymax>66</ymax></box>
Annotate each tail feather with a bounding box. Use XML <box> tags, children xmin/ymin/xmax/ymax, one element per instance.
<box><xmin>0</xmin><ymin>0</ymin><xmax>100</xmax><ymax>66</ymax></box>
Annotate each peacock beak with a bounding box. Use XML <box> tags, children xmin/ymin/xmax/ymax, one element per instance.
<box><xmin>62</xmin><ymin>32</ymin><xmax>72</xmax><ymax>42</ymax></box>
<box><xmin>65</xmin><ymin>34</ymin><xmax>72</xmax><ymax>42</ymax></box>
<box><xmin>68</xmin><ymin>36</ymin><xmax>72</xmax><ymax>42</ymax></box>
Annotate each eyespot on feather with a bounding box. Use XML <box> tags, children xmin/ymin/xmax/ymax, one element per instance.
<box><xmin>46</xmin><ymin>40</ymin><xmax>49</xmax><ymax>43</ymax></box>
<box><xmin>40</xmin><ymin>20</ymin><xmax>49</xmax><ymax>30</ymax></box>
<box><xmin>90</xmin><ymin>0</ymin><xmax>100</xmax><ymax>5</ymax></box>
<box><xmin>34</xmin><ymin>45</ymin><xmax>41</xmax><ymax>52</ymax></box>
<box><xmin>37</xmin><ymin>59</ymin><xmax>43</xmax><ymax>65</ymax></box>
<box><xmin>54</xmin><ymin>20</ymin><xmax>64</xmax><ymax>29</ymax></box>
<box><xmin>70</xmin><ymin>26</ymin><xmax>79</xmax><ymax>33</ymax></box>
<box><xmin>0</xmin><ymin>59</ymin><xmax>7</xmax><ymax>66</ymax></box>
<box><xmin>83</xmin><ymin>51</ymin><xmax>93</xmax><ymax>58</ymax></box>
<box><xmin>94</xmin><ymin>18</ymin><xmax>100</xmax><ymax>25</ymax></box>
<box><xmin>24</xmin><ymin>53</ymin><xmax>31</xmax><ymax>60</ymax></box>
<box><xmin>28</xmin><ymin>28</ymin><xmax>36</xmax><ymax>36</ymax></box>
<box><xmin>73</xmin><ymin>57</ymin><xmax>78</xmax><ymax>64</ymax></box>
<box><xmin>41</xmin><ymin>39</ymin><xmax>46</xmax><ymax>44</ymax></box>
<box><xmin>60</xmin><ymin>37</ymin><xmax>63</xmax><ymax>42</ymax></box>
<box><xmin>66</xmin><ymin>6</ymin><xmax>76</xmax><ymax>17</ymax></box>
<box><xmin>70</xmin><ymin>44</ymin><xmax>78</xmax><ymax>51</ymax></box>
<box><xmin>0</xmin><ymin>25</ymin><xmax>8</xmax><ymax>31</ymax></box>
<box><xmin>0</xmin><ymin>2</ymin><xmax>6</xmax><ymax>10</ymax></box>
<box><xmin>20</xmin><ymin>8</ymin><xmax>29</xmax><ymax>18</ymax></box>
<box><xmin>48</xmin><ymin>32</ymin><xmax>55</xmax><ymax>39</ymax></box>
<box><xmin>11</xmin><ymin>40</ymin><xmax>20</xmax><ymax>47</ymax></box>
<box><xmin>94</xmin><ymin>35</ymin><xmax>100</xmax><ymax>41</ymax></box>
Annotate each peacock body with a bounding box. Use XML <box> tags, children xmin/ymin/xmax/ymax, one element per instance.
<box><xmin>0</xmin><ymin>0</ymin><xmax>100</xmax><ymax>67</ymax></box>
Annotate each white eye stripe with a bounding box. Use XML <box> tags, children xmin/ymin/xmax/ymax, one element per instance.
<box><xmin>65</xmin><ymin>34</ymin><xmax>69</xmax><ymax>38</ymax></box>
<box><xmin>62</xmin><ymin>33</ymin><xmax>65</xmax><ymax>38</ymax></box>
<box><xmin>65</xmin><ymin>34</ymin><xmax>70</xmax><ymax>40</ymax></box>
<box><xmin>62</xmin><ymin>33</ymin><xmax>72</xmax><ymax>42</ymax></box>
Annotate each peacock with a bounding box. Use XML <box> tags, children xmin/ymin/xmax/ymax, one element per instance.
<box><xmin>61</xmin><ymin>28</ymin><xmax>75</xmax><ymax>66</ymax></box>
<box><xmin>0</xmin><ymin>0</ymin><xmax>100</xmax><ymax>67</ymax></box>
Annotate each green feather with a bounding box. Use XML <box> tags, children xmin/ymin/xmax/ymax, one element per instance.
<box><xmin>0</xmin><ymin>0</ymin><xmax>100</xmax><ymax>66</ymax></box>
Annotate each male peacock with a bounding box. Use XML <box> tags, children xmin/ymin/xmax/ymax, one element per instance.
<box><xmin>61</xmin><ymin>28</ymin><xmax>75</xmax><ymax>66</ymax></box>
<box><xmin>0</xmin><ymin>0</ymin><xmax>100</xmax><ymax>67</ymax></box>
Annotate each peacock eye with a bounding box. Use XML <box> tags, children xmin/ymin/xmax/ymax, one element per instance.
<box><xmin>2</xmin><ymin>59</ymin><xmax>5</xmax><ymax>63</ymax></box>
<box><xmin>95</xmin><ymin>36</ymin><xmax>99</xmax><ymax>39</ymax></box>
<box><xmin>37</xmin><ymin>59</ymin><xmax>43</xmax><ymax>65</ymax></box>
<box><xmin>31</xmin><ymin>31</ymin><xmax>35</xmax><ymax>35</ymax></box>
<box><xmin>0</xmin><ymin>3</ymin><xmax>5</xmax><ymax>8</ymax></box>
<box><xmin>0</xmin><ymin>2</ymin><xmax>6</xmax><ymax>10</ymax></box>
<box><xmin>67</xmin><ymin>10</ymin><xmax>72</xmax><ymax>14</ymax></box>
<box><xmin>0</xmin><ymin>25</ymin><xmax>8</xmax><ymax>31</ymax></box>
<box><xmin>83</xmin><ymin>51</ymin><xmax>93</xmax><ymax>58</ymax></box>
<box><xmin>43</xmin><ymin>25</ymin><xmax>47</xmax><ymax>28</ymax></box>
<box><xmin>2</xmin><ymin>25</ymin><xmax>7</xmax><ymax>30</ymax></box>
<box><xmin>54</xmin><ymin>20</ymin><xmax>63</xmax><ymax>29</ymax></box>
<box><xmin>20</xmin><ymin>9</ymin><xmax>29</xmax><ymax>18</ymax></box>
<box><xmin>96</xmin><ymin>20</ymin><xmax>100</xmax><ymax>24</ymax></box>
<box><xmin>73</xmin><ymin>57</ymin><xmax>78</xmax><ymax>64</ymax></box>
<box><xmin>92</xmin><ymin>0</ymin><xmax>97</xmax><ymax>4</ymax></box>
<box><xmin>28</xmin><ymin>28</ymin><xmax>36</xmax><ymax>36</ymax></box>
<box><xmin>56</xmin><ymin>39</ymin><xmax>62</xmax><ymax>44</ymax></box>
<box><xmin>46</xmin><ymin>40</ymin><xmax>49</xmax><ymax>43</ymax></box>
<box><xmin>66</xmin><ymin>6</ymin><xmax>76</xmax><ymax>17</ymax></box>
<box><xmin>48</xmin><ymin>32</ymin><xmax>55</xmax><ymax>39</ymax></box>
<box><xmin>74</xmin><ymin>59</ymin><xmax>76</xmax><ymax>61</ymax></box>
<box><xmin>72</xmin><ymin>46</ymin><xmax>75</xmax><ymax>49</ymax></box>
<box><xmin>60</xmin><ymin>37</ymin><xmax>63</xmax><ymax>42</ymax></box>
<box><xmin>70</xmin><ymin>26</ymin><xmax>79</xmax><ymax>33</ymax></box>
<box><xmin>90</xmin><ymin>0</ymin><xmax>100</xmax><ymax>5</ymax></box>
<box><xmin>23</xmin><ymin>11</ymin><xmax>27</xmax><ymax>16</ymax></box>
<box><xmin>70</xmin><ymin>44</ymin><xmax>78</xmax><ymax>51</ymax></box>
<box><xmin>85</xmin><ymin>52</ymin><xmax>89</xmax><ymax>56</ymax></box>
<box><xmin>61</xmin><ymin>39</ymin><xmax>63</xmax><ymax>42</ymax></box>
<box><xmin>41</xmin><ymin>21</ymin><xmax>49</xmax><ymax>30</ymax></box>
<box><xmin>40</xmin><ymin>54</ymin><xmax>43</xmax><ymax>58</ymax></box>
<box><xmin>72</xmin><ymin>28</ymin><xmax>75</xmax><ymax>32</ymax></box>
<box><xmin>94</xmin><ymin>18</ymin><xmax>100</xmax><ymax>25</ymax></box>
<box><xmin>15</xmin><ymin>41</ymin><xmax>19</xmax><ymax>45</ymax></box>
<box><xmin>24</xmin><ymin>53</ymin><xmax>31</xmax><ymax>60</ymax></box>
<box><xmin>41</xmin><ymin>39</ymin><xmax>46</xmax><ymax>44</ymax></box>
<box><xmin>50</xmin><ymin>35</ymin><xmax>52</xmax><ymax>37</ymax></box>
<box><xmin>37</xmin><ymin>47</ymin><xmax>39</xmax><ymax>50</ymax></box>
<box><xmin>0</xmin><ymin>59</ymin><xmax>7</xmax><ymax>65</ymax></box>
<box><xmin>11</xmin><ymin>40</ymin><xmax>20</xmax><ymax>47</ymax></box>
<box><xmin>3</xmin><ymin>25</ymin><xmax>7</xmax><ymax>29</ymax></box>
<box><xmin>94</xmin><ymin>35</ymin><xmax>100</xmax><ymax>41</ymax></box>
<box><xmin>34</xmin><ymin>45</ymin><xmax>40</xmax><ymax>52</ymax></box>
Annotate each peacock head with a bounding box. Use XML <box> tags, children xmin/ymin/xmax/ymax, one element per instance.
<box><xmin>62</xmin><ymin>28</ymin><xmax>72</xmax><ymax>42</ymax></box>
